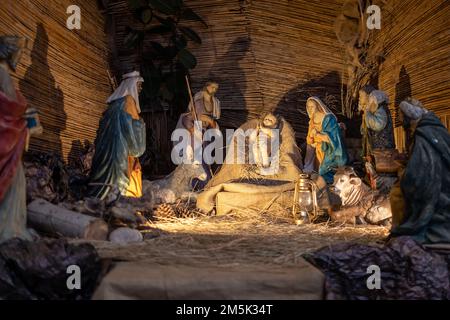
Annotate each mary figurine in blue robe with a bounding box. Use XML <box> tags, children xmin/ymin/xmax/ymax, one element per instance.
<box><xmin>303</xmin><ymin>96</ymin><xmax>348</xmax><ymax>183</ymax></box>
<box><xmin>89</xmin><ymin>71</ymin><xmax>146</xmax><ymax>200</ymax></box>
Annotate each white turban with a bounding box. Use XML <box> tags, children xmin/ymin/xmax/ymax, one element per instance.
<box><xmin>399</xmin><ymin>98</ymin><xmax>428</xmax><ymax>120</ymax></box>
<box><xmin>369</xmin><ymin>90</ymin><xmax>389</xmax><ymax>105</ymax></box>
<box><xmin>106</xmin><ymin>71</ymin><xmax>144</xmax><ymax>113</ymax></box>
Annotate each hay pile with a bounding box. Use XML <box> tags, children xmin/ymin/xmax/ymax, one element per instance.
<box><xmin>73</xmin><ymin>208</ymin><xmax>389</xmax><ymax>267</ymax></box>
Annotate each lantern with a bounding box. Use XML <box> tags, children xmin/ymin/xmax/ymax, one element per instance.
<box><xmin>292</xmin><ymin>173</ymin><xmax>319</xmax><ymax>224</ymax></box>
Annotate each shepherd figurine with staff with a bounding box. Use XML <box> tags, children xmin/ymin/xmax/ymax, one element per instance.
<box><xmin>179</xmin><ymin>78</ymin><xmax>220</xmax><ymax>134</ymax></box>
<box><xmin>174</xmin><ymin>78</ymin><xmax>221</xmax><ymax>188</ymax></box>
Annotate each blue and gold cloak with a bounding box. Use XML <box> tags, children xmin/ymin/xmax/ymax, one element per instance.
<box><xmin>89</xmin><ymin>96</ymin><xmax>146</xmax><ymax>200</ymax></box>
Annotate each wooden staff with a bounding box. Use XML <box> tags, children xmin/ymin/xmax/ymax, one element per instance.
<box><xmin>185</xmin><ymin>75</ymin><xmax>198</xmax><ymax>123</ymax></box>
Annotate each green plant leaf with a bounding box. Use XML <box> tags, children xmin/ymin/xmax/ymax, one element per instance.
<box><xmin>167</xmin><ymin>45</ymin><xmax>181</xmax><ymax>59</ymax></box>
<box><xmin>145</xmin><ymin>24</ymin><xmax>172</xmax><ymax>34</ymax></box>
<box><xmin>181</xmin><ymin>7</ymin><xmax>208</xmax><ymax>28</ymax></box>
<box><xmin>173</xmin><ymin>66</ymin><xmax>189</xmax><ymax>95</ymax></box>
<box><xmin>167</xmin><ymin>0</ymin><xmax>183</xmax><ymax>10</ymax></box>
<box><xmin>140</xmin><ymin>8</ymin><xmax>153</xmax><ymax>24</ymax></box>
<box><xmin>148</xmin><ymin>0</ymin><xmax>178</xmax><ymax>15</ymax></box>
<box><xmin>155</xmin><ymin>16</ymin><xmax>177</xmax><ymax>31</ymax></box>
<box><xmin>166</xmin><ymin>71</ymin><xmax>187</xmax><ymax>99</ymax></box>
<box><xmin>178</xmin><ymin>26</ymin><xmax>202</xmax><ymax>44</ymax></box>
<box><xmin>173</xmin><ymin>35</ymin><xmax>188</xmax><ymax>50</ymax></box>
<box><xmin>173</xmin><ymin>0</ymin><xmax>184</xmax><ymax>8</ymax></box>
<box><xmin>175</xmin><ymin>62</ymin><xmax>189</xmax><ymax>76</ymax></box>
<box><xmin>165</xmin><ymin>73</ymin><xmax>177</xmax><ymax>90</ymax></box>
<box><xmin>149</xmin><ymin>41</ymin><xmax>166</xmax><ymax>56</ymax></box>
<box><xmin>144</xmin><ymin>65</ymin><xmax>162</xmax><ymax>98</ymax></box>
<box><xmin>177</xmin><ymin>48</ymin><xmax>197</xmax><ymax>69</ymax></box>
<box><xmin>159</xmin><ymin>84</ymin><xmax>175</xmax><ymax>102</ymax></box>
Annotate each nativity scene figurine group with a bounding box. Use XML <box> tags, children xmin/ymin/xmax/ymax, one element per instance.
<box><xmin>1</xmin><ymin>34</ymin><xmax>450</xmax><ymax>246</ymax></box>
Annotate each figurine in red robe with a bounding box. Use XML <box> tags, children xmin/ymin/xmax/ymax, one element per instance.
<box><xmin>0</xmin><ymin>36</ymin><xmax>34</xmax><ymax>243</ymax></box>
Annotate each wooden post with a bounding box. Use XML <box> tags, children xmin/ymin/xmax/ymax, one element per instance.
<box><xmin>28</xmin><ymin>199</ymin><xmax>108</xmax><ymax>240</ymax></box>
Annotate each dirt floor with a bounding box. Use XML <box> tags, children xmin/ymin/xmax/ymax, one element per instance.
<box><xmin>73</xmin><ymin>211</ymin><xmax>389</xmax><ymax>267</ymax></box>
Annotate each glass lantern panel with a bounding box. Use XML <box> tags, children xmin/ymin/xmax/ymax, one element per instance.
<box><xmin>298</xmin><ymin>190</ymin><xmax>313</xmax><ymax>212</ymax></box>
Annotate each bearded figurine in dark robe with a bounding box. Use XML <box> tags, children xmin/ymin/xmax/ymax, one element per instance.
<box><xmin>390</xmin><ymin>98</ymin><xmax>450</xmax><ymax>244</ymax></box>
<box><xmin>88</xmin><ymin>71</ymin><xmax>146</xmax><ymax>200</ymax></box>
<box><xmin>0</xmin><ymin>36</ymin><xmax>37</xmax><ymax>243</ymax></box>
<box><xmin>358</xmin><ymin>86</ymin><xmax>397</xmax><ymax>193</ymax></box>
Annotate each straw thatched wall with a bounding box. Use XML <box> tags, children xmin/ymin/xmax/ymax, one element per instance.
<box><xmin>105</xmin><ymin>0</ymin><xmax>349</xmax><ymax>146</ymax></box>
<box><xmin>105</xmin><ymin>0</ymin><xmax>449</xmax><ymax>161</ymax></box>
<box><xmin>184</xmin><ymin>0</ymin><xmax>352</xmax><ymax>140</ymax></box>
<box><xmin>0</xmin><ymin>0</ymin><xmax>112</xmax><ymax>162</ymax></box>
<box><xmin>363</xmin><ymin>0</ymin><xmax>450</xmax><ymax>152</ymax></box>
<box><xmin>187</xmin><ymin>0</ymin><xmax>450</xmax><ymax>142</ymax></box>
<box><xmin>1</xmin><ymin>1</ymin><xmax>447</xmax><ymax>163</ymax></box>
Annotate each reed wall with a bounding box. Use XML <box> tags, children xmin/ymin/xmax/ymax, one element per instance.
<box><xmin>365</xmin><ymin>0</ymin><xmax>450</xmax><ymax>151</ymax></box>
<box><xmin>0</xmin><ymin>0</ymin><xmax>112</xmax><ymax>162</ymax></box>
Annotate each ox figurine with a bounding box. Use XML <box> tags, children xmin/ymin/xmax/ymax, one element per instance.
<box><xmin>143</xmin><ymin>158</ymin><xmax>209</xmax><ymax>205</ymax></box>
<box><xmin>331</xmin><ymin>167</ymin><xmax>392</xmax><ymax>225</ymax></box>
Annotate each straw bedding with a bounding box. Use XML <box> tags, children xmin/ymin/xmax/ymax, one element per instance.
<box><xmin>72</xmin><ymin>209</ymin><xmax>389</xmax><ymax>267</ymax></box>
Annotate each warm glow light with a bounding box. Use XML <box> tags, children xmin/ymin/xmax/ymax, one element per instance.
<box><xmin>125</xmin><ymin>158</ymin><xmax>142</xmax><ymax>198</ymax></box>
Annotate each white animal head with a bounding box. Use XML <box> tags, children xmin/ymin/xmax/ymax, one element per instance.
<box><xmin>333</xmin><ymin>167</ymin><xmax>369</xmax><ymax>207</ymax></box>
<box><xmin>177</xmin><ymin>159</ymin><xmax>209</xmax><ymax>184</ymax></box>
<box><xmin>195</xmin><ymin>164</ymin><xmax>208</xmax><ymax>182</ymax></box>
<box><xmin>181</xmin><ymin>146</ymin><xmax>208</xmax><ymax>182</ymax></box>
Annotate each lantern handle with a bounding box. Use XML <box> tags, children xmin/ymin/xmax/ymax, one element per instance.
<box><xmin>307</xmin><ymin>180</ymin><xmax>319</xmax><ymax>221</ymax></box>
<box><xmin>291</xmin><ymin>179</ymin><xmax>300</xmax><ymax>221</ymax></box>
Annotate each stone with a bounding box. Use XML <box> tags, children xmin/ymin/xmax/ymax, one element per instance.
<box><xmin>109</xmin><ymin>227</ymin><xmax>143</xmax><ymax>244</ymax></box>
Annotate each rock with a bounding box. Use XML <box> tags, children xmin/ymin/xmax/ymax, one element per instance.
<box><xmin>110</xmin><ymin>206</ymin><xmax>138</xmax><ymax>223</ymax></box>
<box><xmin>104</xmin><ymin>186</ymin><xmax>121</xmax><ymax>206</ymax></box>
<box><xmin>27</xmin><ymin>228</ymin><xmax>40</xmax><ymax>241</ymax></box>
<box><xmin>109</xmin><ymin>228</ymin><xmax>143</xmax><ymax>244</ymax></box>
<box><xmin>57</xmin><ymin>198</ymin><xmax>105</xmax><ymax>219</ymax></box>
<box><xmin>365</xmin><ymin>198</ymin><xmax>392</xmax><ymax>224</ymax></box>
<box><xmin>83</xmin><ymin>198</ymin><xmax>106</xmax><ymax>216</ymax></box>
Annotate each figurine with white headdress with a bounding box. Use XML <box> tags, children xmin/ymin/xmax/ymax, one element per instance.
<box><xmin>303</xmin><ymin>96</ymin><xmax>348</xmax><ymax>183</ymax></box>
<box><xmin>88</xmin><ymin>71</ymin><xmax>146</xmax><ymax>200</ymax></box>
